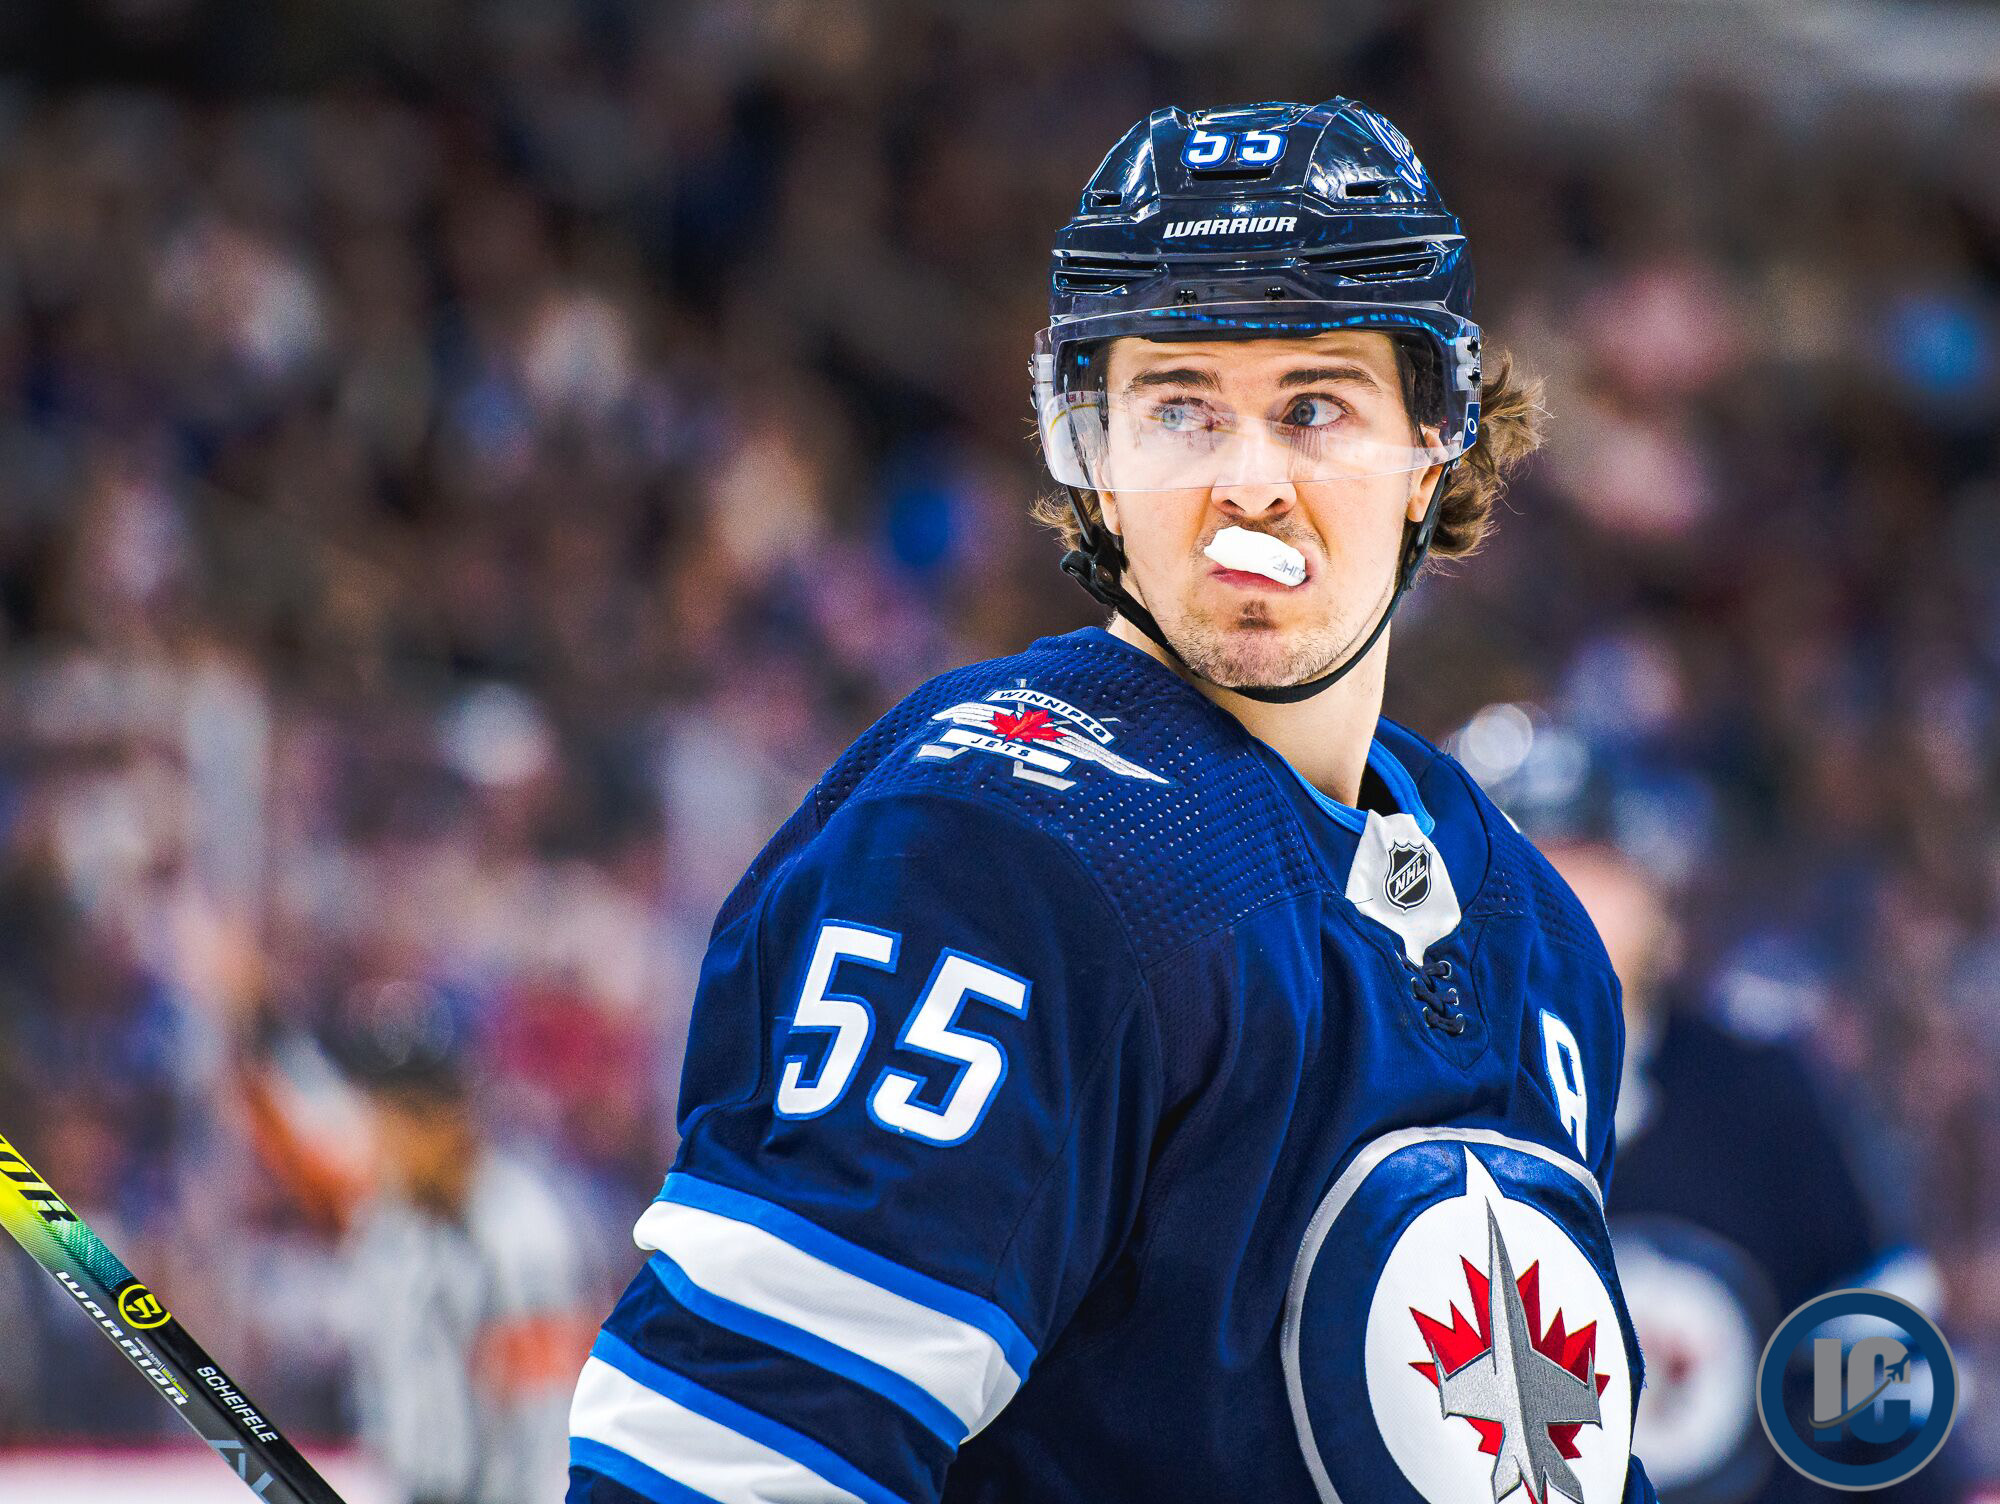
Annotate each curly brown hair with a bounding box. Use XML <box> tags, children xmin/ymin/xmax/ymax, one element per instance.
<box><xmin>1030</xmin><ymin>346</ymin><xmax>1545</xmax><ymax>569</ymax></box>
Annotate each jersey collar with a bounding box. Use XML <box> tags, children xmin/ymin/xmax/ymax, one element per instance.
<box><xmin>1267</xmin><ymin>736</ymin><xmax>1435</xmax><ymax>838</ymax></box>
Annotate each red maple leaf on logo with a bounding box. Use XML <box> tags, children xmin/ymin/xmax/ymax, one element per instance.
<box><xmin>990</xmin><ymin>707</ymin><xmax>1067</xmax><ymax>744</ymax></box>
<box><xmin>1409</xmin><ymin>1256</ymin><xmax>1608</xmax><ymax>1463</ymax></box>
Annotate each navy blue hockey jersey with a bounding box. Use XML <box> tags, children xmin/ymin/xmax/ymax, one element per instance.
<box><xmin>569</xmin><ymin>627</ymin><xmax>1660</xmax><ymax>1504</ymax></box>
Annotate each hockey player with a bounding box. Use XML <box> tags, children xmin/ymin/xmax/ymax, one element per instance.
<box><xmin>569</xmin><ymin>97</ymin><xmax>1661</xmax><ymax>1504</ymax></box>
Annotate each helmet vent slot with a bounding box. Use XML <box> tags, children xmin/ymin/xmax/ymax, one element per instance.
<box><xmin>1054</xmin><ymin>254</ymin><xmax>1162</xmax><ymax>295</ymax></box>
<box><xmin>1295</xmin><ymin>244</ymin><xmax>1441</xmax><ymax>283</ymax></box>
<box><xmin>1342</xmin><ymin>179</ymin><xmax>1392</xmax><ymax>198</ymax></box>
<box><xmin>1187</xmin><ymin>166</ymin><xmax>1280</xmax><ymax>183</ymax></box>
<box><xmin>1056</xmin><ymin>274</ymin><xmax>1137</xmax><ymax>293</ymax></box>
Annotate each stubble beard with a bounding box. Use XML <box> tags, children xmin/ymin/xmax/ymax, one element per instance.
<box><xmin>1148</xmin><ymin>566</ymin><xmax>1396</xmax><ymax>691</ymax></box>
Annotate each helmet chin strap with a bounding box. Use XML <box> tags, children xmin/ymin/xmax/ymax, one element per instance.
<box><xmin>1058</xmin><ymin>464</ymin><xmax>1455</xmax><ymax>706</ymax></box>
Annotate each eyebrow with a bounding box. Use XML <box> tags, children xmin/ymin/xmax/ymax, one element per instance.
<box><xmin>1277</xmin><ymin>363</ymin><xmax>1384</xmax><ymax>391</ymax></box>
<box><xmin>1122</xmin><ymin>366</ymin><xmax>1219</xmax><ymax>392</ymax></box>
<box><xmin>1121</xmin><ymin>362</ymin><xmax>1385</xmax><ymax>394</ymax></box>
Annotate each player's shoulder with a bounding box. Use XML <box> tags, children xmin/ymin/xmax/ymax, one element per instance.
<box><xmin>1376</xmin><ymin>715</ymin><xmax>1615</xmax><ymax>980</ymax></box>
<box><xmin>797</xmin><ymin>628</ymin><xmax>1319</xmax><ymax>968</ymax></box>
<box><xmin>820</xmin><ymin>627</ymin><xmax>1204</xmax><ymax>801</ymax></box>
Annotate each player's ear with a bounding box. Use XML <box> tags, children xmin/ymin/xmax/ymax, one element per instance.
<box><xmin>1406</xmin><ymin>464</ymin><xmax>1442</xmax><ymax>524</ymax></box>
<box><xmin>1096</xmin><ymin>488</ymin><xmax>1122</xmax><ymax>536</ymax></box>
<box><xmin>1405</xmin><ymin>422</ymin><xmax>1445</xmax><ymax>523</ymax></box>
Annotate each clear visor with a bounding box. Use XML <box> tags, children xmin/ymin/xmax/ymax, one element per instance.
<box><xmin>1034</xmin><ymin>301</ymin><xmax>1479</xmax><ymax>494</ymax></box>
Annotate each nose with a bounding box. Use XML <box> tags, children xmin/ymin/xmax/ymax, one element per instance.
<box><xmin>1207</xmin><ymin>421</ymin><xmax>1299</xmax><ymax>517</ymax></box>
<box><xmin>1209</xmin><ymin>480</ymin><xmax>1297</xmax><ymax>518</ymax></box>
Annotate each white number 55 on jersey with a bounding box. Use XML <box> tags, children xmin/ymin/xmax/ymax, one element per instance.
<box><xmin>776</xmin><ymin>920</ymin><xmax>1031</xmax><ymax>1147</ymax></box>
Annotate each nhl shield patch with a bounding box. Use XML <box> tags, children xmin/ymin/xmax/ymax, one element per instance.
<box><xmin>1347</xmin><ymin>813</ymin><xmax>1460</xmax><ymax>965</ymax></box>
<box><xmin>1385</xmin><ymin>843</ymin><xmax>1431</xmax><ymax>910</ymax></box>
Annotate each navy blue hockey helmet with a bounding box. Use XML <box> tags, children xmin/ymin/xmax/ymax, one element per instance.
<box><xmin>1035</xmin><ymin>98</ymin><xmax>1484</xmax><ymax>702</ymax></box>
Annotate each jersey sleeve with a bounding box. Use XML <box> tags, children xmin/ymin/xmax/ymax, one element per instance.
<box><xmin>568</xmin><ymin>791</ymin><xmax>1158</xmax><ymax>1504</ymax></box>
<box><xmin>1624</xmin><ymin>1453</ymin><xmax>1661</xmax><ymax>1504</ymax></box>
<box><xmin>1589</xmin><ymin>971</ymin><xmax>1627</xmax><ymax>1198</ymax></box>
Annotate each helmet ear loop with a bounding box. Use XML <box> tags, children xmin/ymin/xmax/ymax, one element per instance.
<box><xmin>1398</xmin><ymin>458</ymin><xmax>1454</xmax><ymax>593</ymax></box>
<box><xmin>1058</xmin><ymin>484</ymin><xmax>1129</xmax><ymax>611</ymax></box>
<box><xmin>1053</xmin><ymin>351</ymin><xmax>1130</xmax><ymax>611</ymax></box>
<box><xmin>1057</xmin><ymin>482</ymin><xmax>1192</xmax><ymax>668</ymax></box>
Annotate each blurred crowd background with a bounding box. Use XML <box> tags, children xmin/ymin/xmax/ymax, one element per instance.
<box><xmin>2</xmin><ymin>0</ymin><xmax>1997</xmax><ymax>1498</ymax></box>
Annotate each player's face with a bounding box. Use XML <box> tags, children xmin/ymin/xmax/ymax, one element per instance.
<box><xmin>1096</xmin><ymin>330</ymin><xmax>1441</xmax><ymax>691</ymax></box>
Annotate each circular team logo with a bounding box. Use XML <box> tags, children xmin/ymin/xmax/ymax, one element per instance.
<box><xmin>116</xmin><ymin>1282</ymin><xmax>172</xmax><ymax>1330</ymax></box>
<box><xmin>1755</xmin><ymin>1288</ymin><xmax>1957</xmax><ymax>1490</ymax></box>
<box><xmin>1610</xmin><ymin>1219</ymin><xmax>1774</xmax><ymax>1504</ymax></box>
<box><xmin>1286</xmin><ymin>1128</ymin><xmax>1635</xmax><ymax>1504</ymax></box>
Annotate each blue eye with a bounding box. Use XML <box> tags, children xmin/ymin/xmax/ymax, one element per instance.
<box><xmin>1154</xmin><ymin>400</ymin><xmax>1209</xmax><ymax>432</ymax></box>
<box><xmin>1282</xmin><ymin>395</ymin><xmax>1347</xmax><ymax>429</ymax></box>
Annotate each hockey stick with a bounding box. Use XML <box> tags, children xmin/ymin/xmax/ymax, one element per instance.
<box><xmin>0</xmin><ymin>1128</ymin><xmax>349</xmax><ymax>1503</ymax></box>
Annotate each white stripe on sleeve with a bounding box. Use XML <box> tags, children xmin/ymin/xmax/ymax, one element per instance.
<box><xmin>570</xmin><ymin>1354</ymin><xmax>867</xmax><ymax>1504</ymax></box>
<box><xmin>634</xmin><ymin>1199</ymin><xmax>1024</xmax><ymax>1435</ymax></box>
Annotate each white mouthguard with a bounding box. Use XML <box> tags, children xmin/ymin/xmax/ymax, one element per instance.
<box><xmin>1203</xmin><ymin>526</ymin><xmax>1308</xmax><ymax>588</ymax></box>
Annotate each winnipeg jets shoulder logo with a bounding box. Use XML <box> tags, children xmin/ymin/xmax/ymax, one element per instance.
<box><xmin>1286</xmin><ymin>1129</ymin><xmax>1635</xmax><ymax>1504</ymax></box>
<box><xmin>915</xmin><ymin>682</ymin><xmax>1169</xmax><ymax>792</ymax></box>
